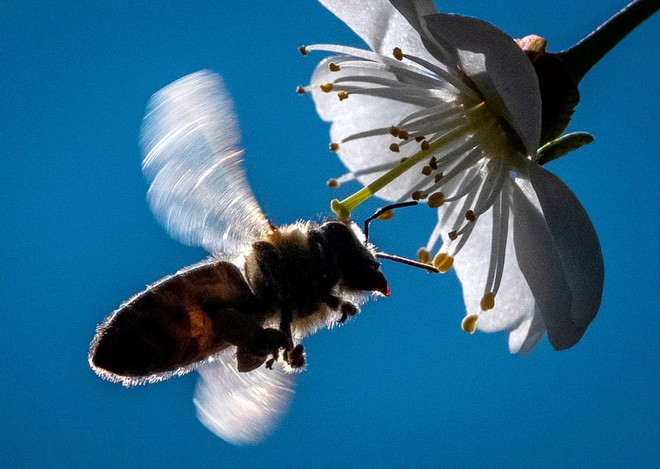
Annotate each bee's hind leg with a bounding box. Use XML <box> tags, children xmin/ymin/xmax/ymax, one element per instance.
<box><xmin>279</xmin><ymin>305</ymin><xmax>305</xmax><ymax>369</ymax></box>
<box><xmin>235</xmin><ymin>327</ymin><xmax>289</xmax><ymax>372</ymax></box>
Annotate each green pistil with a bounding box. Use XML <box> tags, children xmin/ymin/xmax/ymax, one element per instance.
<box><xmin>331</xmin><ymin>150</ymin><xmax>428</xmax><ymax>220</ymax></box>
<box><xmin>331</xmin><ymin>108</ymin><xmax>489</xmax><ymax>220</ymax></box>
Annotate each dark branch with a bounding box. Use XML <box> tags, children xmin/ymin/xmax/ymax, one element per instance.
<box><xmin>559</xmin><ymin>0</ymin><xmax>659</xmax><ymax>83</ymax></box>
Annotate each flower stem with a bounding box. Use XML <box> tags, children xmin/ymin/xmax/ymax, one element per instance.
<box><xmin>559</xmin><ymin>0</ymin><xmax>659</xmax><ymax>84</ymax></box>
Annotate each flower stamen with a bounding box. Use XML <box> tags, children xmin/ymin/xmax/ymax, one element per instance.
<box><xmin>398</xmin><ymin>50</ymin><xmax>480</xmax><ymax>100</ymax></box>
<box><xmin>461</xmin><ymin>314</ymin><xmax>479</xmax><ymax>334</ymax></box>
<box><xmin>432</xmin><ymin>252</ymin><xmax>454</xmax><ymax>272</ymax></box>
<box><xmin>427</xmin><ymin>192</ymin><xmax>445</xmax><ymax>208</ymax></box>
<box><xmin>411</xmin><ymin>190</ymin><xmax>427</xmax><ymax>200</ymax></box>
<box><xmin>480</xmin><ymin>292</ymin><xmax>495</xmax><ymax>311</ymax></box>
<box><xmin>417</xmin><ymin>248</ymin><xmax>431</xmax><ymax>264</ymax></box>
<box><xmin>330</xmin><ymin>107</ymin><xmax>492</xmax><ymax>219</ymax></box>
<box><xmin>377</xmin><ymin>209</ymin><xmax>394</xmax><ymax>221</ymax></box>
<box><xmin>341</xmin><ymin>127</ymin><xmax>395</xmax><ymax>143</ymax></box>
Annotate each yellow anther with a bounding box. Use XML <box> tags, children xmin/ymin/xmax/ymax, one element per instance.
<box><xmin>429</xmin><ymin>156</ymin><xmax>438</xmax><ymax>170</ymax></box>
<box><xmin>329</xmin><ymin>62</ymin><xmax>341</xmax><ymax>72</ymax></box>
<box><xmin>421</xmin><ymin>166</ymin><xmax>433</xmax><ymax>176</ymax></box>
<box><xmin>329</xmin><ymin>142</ymin><xmax>340</xmax><ymax>152</ymax></box>
<box><xmin>461</xmin><ymin>314</ymin><xmax>479</xmax><ymax>334</ymax></box>
<box><xmin>377</xmin><ymin>209</ymin><xmax>394</xmax><ymax>221</ymax></box>
<box><xmin>389</xmin><ymin>126</ymin><xmax>400</xmax><ymax>137</ymax></box>
<box><xmin>296</xmin><ymin>86</ymin><xmax>306</xmax><ymax>95</ymax></box>
<box><xmin>298</xmin><ymin>46</ymin><xmax>309</xmax><ymax>56</ymax></box>
<box><xmin>389</xmin><ymin>143</ymin><xmax>400</xmax><ymax>153</ymax></box>
<box><xmin>417</xmin><ymin>248</ymin><xmax>431</xmax><ymax>264</ymax></box>
<box><xmin>326</xmin><ymin>179</ymin><xmax>339</xmax><ymax>188</ymax></box>
<box><xmin>337</xmin><ymin>90</ymin><xmax>349</xmax><ymax>101</ymax></box>
<box><xmin>465</xmin><ymin>210</ymin><xmax>476</xmax><ymax>222</ymax></box>
<box><xmin>398</xmin><ymin>130</ymin><xmax>409</xmax><ymax>140</ymax></box>
<box><xmin>411</xmin><ymin>191</ymin><xmax>422</xmax><ymax>200</ymax></box>
<box><xmin>427</xmin><ymin>192</ymin><xmax>445</xmax><ymax>208</ymax></box>
<box><xmin>320</xmin><ymin>83</ymin><xmax>334</xmax><ymax>93</ymax></box>
<box><xmin>434</xmin><ymin>172</ymin><xmax>444</xmax><ymax>183</ymax></box>
<box><xmin>415</xmin><ymin>136</ymin><xmax>425</xmax><ymax>142</ymax></box>
<box><xmin>448</xmin><ymin>230</ymin><xmax>458</xmax><ymax>241</ymax></box>
<box><xmin>480</xmin><ymin>292</ymin><xmax>495</xmax><ymax>311</ymax></box>
<box><xmin>432</xmin><ymin>252</ymin><xmax>454</xmax><ymax>272</ymax></box>
<box><xmin>421</xmin><ymin>140</ymin><xmax>430</xmax><ymax>151</ymax></box>
<box><xmin>393</xmin><ymin>47</ymin><xmax>403</xmax><ymax>60</ymax></box>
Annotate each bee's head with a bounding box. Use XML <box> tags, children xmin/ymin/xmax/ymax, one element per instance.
<box><xmin>319</xmin><ymin>221</ymin><xmax>389</xmax><ymax>296</ymax></box>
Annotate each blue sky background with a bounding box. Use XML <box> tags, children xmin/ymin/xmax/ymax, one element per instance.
<box><xmin>1</xmin><ymin>0</ymin><xmax>658</xmax><ymax>467</ymax></box>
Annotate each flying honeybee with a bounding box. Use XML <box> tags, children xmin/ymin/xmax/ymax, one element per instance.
<box><xmin>89</xmin><ymin>71</ymin><xmax>434</xmax><ymax>444</ymax></box>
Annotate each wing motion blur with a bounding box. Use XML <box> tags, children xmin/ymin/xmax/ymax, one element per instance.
<box><xmin>92</xmin><ymin>71</ymin><xmax>389</xmax><ymax>445</ymax></box>
<box><xmin>194</xmin><ymin>348</ymin><xmax>296</xmax><ymax>445</ymax></box>
<box><xmin>136</xmin><ymin>71</ymin><xmax>297</xmax><ymax>444</ymax></box>
<box><xmin>140</xmin><ymin>70</ymin><xmax>270</xmax><ymax>256</ymax></box>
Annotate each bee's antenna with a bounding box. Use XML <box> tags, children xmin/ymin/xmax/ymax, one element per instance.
<box><xmin>374</xmin><ymin>252</ymin><xmax>439</xmax><ymax>273</ymax></box>
<box><xmin>363</xmin><ymin>201</ymin><xmax>418</xmax><ymax>243</ymax></box>
<box><xmin>363</xmin><ymin>201</ymin><xmax>439</xmax><ymax>274</ymax></box>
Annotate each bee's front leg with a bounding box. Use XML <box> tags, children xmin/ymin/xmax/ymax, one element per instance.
<box><xmin>324</xmin><ymin>294</ymin><xmax>358</xmax><ymax>323</ymax></box>
<box><xmin>338</xmin><ymin>301</ymin><xmax>358</xmax><ymax>324</ymax></box>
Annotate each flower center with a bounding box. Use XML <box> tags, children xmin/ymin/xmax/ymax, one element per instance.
<box><xmin>302</xmin><ymin>43</ymin><xmax>530</xmax><ymax>331</ymax></box>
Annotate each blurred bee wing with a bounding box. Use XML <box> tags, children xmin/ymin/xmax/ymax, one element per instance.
<box><xmin>141</xmin><ymin>70</ymin><xmax>270</xmax><ymax>256</ymax></box>
<box><xmin>194</xmin><ymin>348</ymin><xmax>296</xmax><ymax>445</ymax></box>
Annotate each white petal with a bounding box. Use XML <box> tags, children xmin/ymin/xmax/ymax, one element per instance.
<box><xmin>423</xmin><ymin>14</ymin><xmax>541</xmax><ymax>155</ymax></box>
<box><xmin>522</xmin><ymin>163</ymin><xmax>604</xmax><ymax>345</ymax></box>
<box><xmin>310</xmin><ymin>56</ymin><xmax>426</xmax><ymax>123</ymax></box>
<box><xmin>511</xmin><ymin>171</ymin><xmax>582</xmax><ymax>351</ymax></box>
<box><xmin>318</xmin><ymin>0</ymin><xmax>436</xmax><ymax>62</ymax></box>
<box><xmin>441</xmin><ymin>179</ymin><xmax>544</xmax><ymax>352</ymax></box>
<box><xmin>388</xmin><ymin>0</ymin><xmax>438</xmax><ymax>36</ymax></box>
<box><xmin>310</xmin><ymin>58</ymin><xmax>429</xmax><ymax>201</ymax></box>
<box><xmin>508</xmin><ymin>303</ymin><xmax>546</xmax><ymax>355</ymax></box>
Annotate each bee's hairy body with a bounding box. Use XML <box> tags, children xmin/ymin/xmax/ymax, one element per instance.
<box><xmin>90</xmin><ymin>220</ymin><xmax>388</xmax><ymax>384</ymax></box>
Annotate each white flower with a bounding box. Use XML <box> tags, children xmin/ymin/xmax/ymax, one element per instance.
<box><xmin>301</xmin><ymin>0</ymin><xmax>604</xmax><ymax>354</ymax></box>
